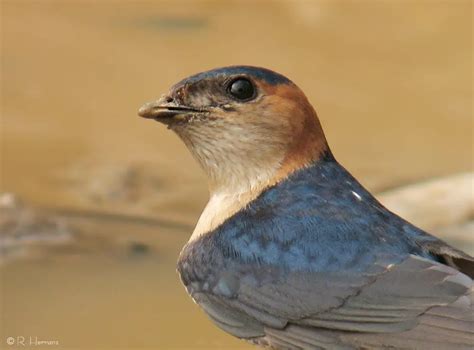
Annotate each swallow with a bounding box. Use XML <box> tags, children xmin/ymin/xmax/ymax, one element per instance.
<box><xmin>139</xmin><ymin>66</ymin><xmax>473</xmax><ymax>350</ymax></box>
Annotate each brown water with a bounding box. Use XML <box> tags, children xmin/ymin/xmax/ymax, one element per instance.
<box><xmin>1</xmin><ymin>1</ymin><xmax>472</xmax><ymax>349</ymax></box>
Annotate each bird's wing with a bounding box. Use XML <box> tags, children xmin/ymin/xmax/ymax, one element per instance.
<box><xmin>192</xmin><ymin>254</ymin><xmax>473</xmax><ymax>349</ymax></box>
<box><xmin>420</xmin><ymin>237</ymin><xmax>474</xmax><ymax>278</ymax></box>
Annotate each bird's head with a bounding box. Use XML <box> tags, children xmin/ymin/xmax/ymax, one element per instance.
<box><xmin>139</xmin><ymin>66</ymin><xmax>330</xmax><ymax>195</ymax></box>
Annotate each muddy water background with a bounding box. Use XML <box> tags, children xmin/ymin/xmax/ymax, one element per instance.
<box><xmin>1</xmin><ymin>1</ymin><xmax>473</xmax><ymax>349</ymax></box>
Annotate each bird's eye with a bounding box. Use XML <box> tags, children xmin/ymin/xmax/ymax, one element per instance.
<box><xmin>227</xmin><ymin>78</ymin><xmax>256</xmax><ymax>101</ymax></box>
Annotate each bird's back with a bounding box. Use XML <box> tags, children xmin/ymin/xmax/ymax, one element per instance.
<box><xmin>178</xmin><ymin>154</ymin><xmax>473</xmax><ymax>349</ymax></box>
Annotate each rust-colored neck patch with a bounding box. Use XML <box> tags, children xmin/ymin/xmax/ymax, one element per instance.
<box><xmin>258</xmin><ymin>82</ymin><xmax>329</xmax><ymax>184</ymax></box>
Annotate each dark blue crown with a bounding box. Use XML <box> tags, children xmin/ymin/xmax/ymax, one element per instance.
<box><xmin>178</xmin><ymin>66</ymin><xmax>292</xmax><ymax>86</ymax></box>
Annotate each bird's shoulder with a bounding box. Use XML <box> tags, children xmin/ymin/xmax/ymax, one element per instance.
<box><xmin>209</xmin><ymin>160</ymin><xmax>435</xmax><ymax>268</ymax></box>
<box><xmin>178</xmin><ymin>158</ymin><xmax>473</xmax><ymax>288</ymax></box>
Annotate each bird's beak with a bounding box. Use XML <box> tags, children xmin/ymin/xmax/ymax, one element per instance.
<box><xmin>138</xmin><ymin>100</ymin><xmax>203</xmax><ymax>123</ymax></box>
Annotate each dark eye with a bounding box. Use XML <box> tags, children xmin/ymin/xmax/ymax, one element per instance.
<box><xmin>228</xmin><ymin>78</ymin><xmax>256</xmax><ymax>101</ymax></box>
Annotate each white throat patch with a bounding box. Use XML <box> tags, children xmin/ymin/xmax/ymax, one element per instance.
<box><xmin>189</xmin><ymin>167</ymin><xmax>280</xmax><ymax>242</ymax></box>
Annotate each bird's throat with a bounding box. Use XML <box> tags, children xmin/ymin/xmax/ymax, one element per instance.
<box><xmin>189</xmin><ymin>156</ymin><xmax>283</xmax><ymax>243</ymax></box>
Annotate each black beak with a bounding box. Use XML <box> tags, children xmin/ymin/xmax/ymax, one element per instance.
<box><xmin>138</xmin><ymin>101</ymin><xmax>203</xmax><ymax>121</ymax></box>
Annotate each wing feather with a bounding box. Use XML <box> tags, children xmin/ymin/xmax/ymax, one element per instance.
<box><xmin>197</xmin><ymin>255</ymin><xmax>473</xmax><ymax>349</ymax></box>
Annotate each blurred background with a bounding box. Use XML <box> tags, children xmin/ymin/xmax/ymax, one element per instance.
<box><xmin>1</xmin><ymin>1</ymin><xmax>472</xmax><ymax>349</ymax></box>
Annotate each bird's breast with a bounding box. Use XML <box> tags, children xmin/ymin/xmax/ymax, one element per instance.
<box><xmin>177</xmin><ymin>235</ymin><xmax>243</xmax><ymax>300</ymax></box>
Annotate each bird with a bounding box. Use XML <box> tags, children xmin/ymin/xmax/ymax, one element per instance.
<box><xmin>138</xmin><ymin>66</ymin><xmax>473</xmax><ymax>349</ymax></box>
